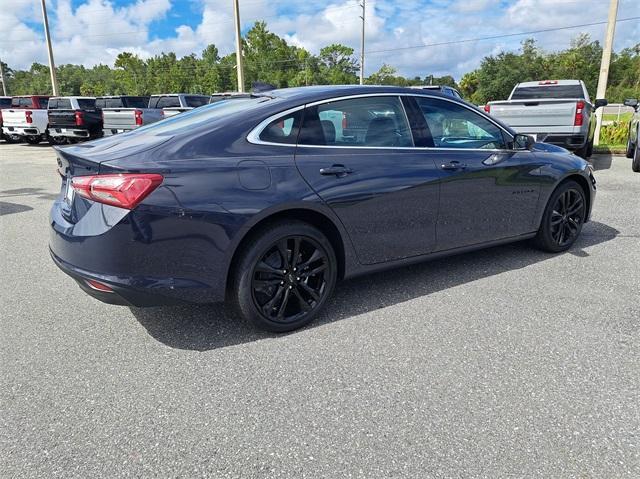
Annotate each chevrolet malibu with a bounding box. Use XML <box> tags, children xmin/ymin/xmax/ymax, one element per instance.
<box><xmin>50</xmin><ymin>85</ymin><xmax>596</xmax><ymax>332</ymax></box>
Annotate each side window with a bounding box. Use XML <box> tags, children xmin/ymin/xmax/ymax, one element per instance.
<box><xmin>258</xmin><ymin>110</ymin><xmax>303</xmax><ymax>145</ymax></box>
<box><xmin>415</xmin><ymin>97</ymin><xmax>507</xmax><ymax>149</ymax></box>
<box><xmin>148</xmin><ymin>97</ymin><xmax>160</xmax><ymax>109</ymax></box>
<box><xmin>299</xmin><ymin>96</ymin><xmax>413</xmax><ymax>147</ymax></box>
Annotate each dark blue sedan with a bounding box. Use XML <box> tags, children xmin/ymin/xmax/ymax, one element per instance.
<box><xmin>50</xmin><ymin>85</ymin><xmax>596</xmax><ymax>331</ymax></box>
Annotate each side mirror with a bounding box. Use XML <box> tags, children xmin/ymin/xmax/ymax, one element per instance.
<box><xmin>594</xmin><ymin>99</ymin><xmax>608</xmax><ymax>109</ymax></box>
<box><xmin>513</xmin><ymin>133</ymin><xmax>535</xmax><ymax>151</ymax></box>
<box><xmin>623</xmin><ymin>98</ymin><xmax>639</xmax><ymax>110</ymax></box>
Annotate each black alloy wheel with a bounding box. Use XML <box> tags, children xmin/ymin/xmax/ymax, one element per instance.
<box><xmin>534</xmin><ymin>180</ymin><xmax>586</xmax><ymax>252</ymax></box>
<box><xmin>232</xmin><ymin>221</ymin><xmax>337</xmax><ymax>332</ymax></box>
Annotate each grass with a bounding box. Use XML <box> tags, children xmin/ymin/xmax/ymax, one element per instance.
<box><xmin>602</xmin><ymin>112</ymin><xmax>633</xmax><ymax>122</ymax></box>
<box><xmin>593</xmin><ymin>143</ymin><xmax>626</xmax><ymax>155</ymax></box>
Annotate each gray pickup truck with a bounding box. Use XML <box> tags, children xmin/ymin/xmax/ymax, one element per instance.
<box><xmin>98</xmin><ymin>96</ymin><xmax>162</xmax><ymax>136</ymax></box>
<box><xmin>149</xmin><ymin>94</ymin><xmax>210</xmax><ymax>119</ymax></box>
<box><xmin>486</xmin><ymin>80</ymin><xmax>607</xmax><ymax>158</ymax></box>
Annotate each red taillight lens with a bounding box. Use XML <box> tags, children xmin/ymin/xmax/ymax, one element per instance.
<box><xmin>75</xmin><ymin>110</ymin><xmax>84</xmax><ymax>126</ymax></box>
<box><xmin>574</xmin><ymin>101</ymin><xmax>584</xmax><ymax>126</ymax></box>
<box><xmin>71</xmin><ymin>173</ymin><xmax>163</xmax><ymax>209</ymax></box>
<box><xmin>484</xmin><ymin>104</ymin><xmax>491</xmax><ymax>113</ymax></box>
<box><xmin>25</xmin><ymin>110</ymin><xmax>33</xmax><ymax>124</ymax></box>
<box><xmin>134</xmin><ymin>109</ymin><xmax>143</xmax><ymax>126</ymax></box>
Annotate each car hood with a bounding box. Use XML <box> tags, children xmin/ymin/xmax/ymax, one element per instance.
<box><xmin>531</xmin><ymin>142</ymin><xmax>573</xmax><ymax>155</ymax></box>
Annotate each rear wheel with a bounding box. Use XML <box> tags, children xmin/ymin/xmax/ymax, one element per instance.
<box><xmin>626</xmin><ymin>136</ymin><xmax>635</xmax><ymax>159</ymax></box>
<box><xmin>231</xmin><ymin>221</ymin><xmax>337</xmax><ymax>332</ymax></box>
<box><xmin>534</xmin><ymin>180</ymin><xmax>586</xmax><ymax>252</ymax></box>
<box><xmin>25</xmin><ymin>136</ymin><xmax>41</xmax><ymax>145</ymax></box>
<box><xmin>575</xmin><ymin>141</ymin><xmax>589</xmax><ymax>159</ymax></box>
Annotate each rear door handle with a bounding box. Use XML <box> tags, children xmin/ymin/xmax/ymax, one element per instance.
<box><xmin>320</xmin><ymin>165</ymin><xmax>353</xmax><ymax>177</ymax></box>
<box><xmin>441</xmin><ymin>161</ymin><xmax>467</xmax><ymax>171</ymax></box>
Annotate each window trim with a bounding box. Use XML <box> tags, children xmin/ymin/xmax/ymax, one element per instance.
<box><xmin>247</xmin><ymin>93</ymin><xmax>522</xmax><ymax>152</ymax></box>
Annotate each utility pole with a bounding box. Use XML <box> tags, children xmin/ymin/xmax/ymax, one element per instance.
<box><xmin>593</xmin><ymin>0</ymin><xmax>618</xmax><ymax>146</ymax></box>
<box><xmin>359</xmin><ymin>0</ymin><xmax>365</xmax><ymax>85</ymax></box>
<box><xmin>0</xmin><ymin>58</ymin><xmax>7</xmax><ymax>96</ymax></box>
<box><xmin>40</xmin><ymin>0</ymin><xmax>59</xmax><ymax>96</ymax></box>
<box><xmin>233</xmin><ymin>0</ymin><xmax>245</xmax><ymax>92</ymax></box>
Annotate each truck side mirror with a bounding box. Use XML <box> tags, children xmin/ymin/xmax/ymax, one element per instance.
<box><xmin>594</xmin><ymin>99</ymin><xmax>608</xmax><ymax>109</ymax></box>
<box><xmin>623</xmin><ymin>98</ymin><xmax>639</xmax><ymax>110</ymax></box>
<box><xmin>513</xmin><ymin>133</ymin><xmax>535</xmax><ymax>151</ymax></box>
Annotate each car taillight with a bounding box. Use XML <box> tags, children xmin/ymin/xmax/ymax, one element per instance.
<box><xmin>0</xmin><ymin>110</ymin><xmax>3</xmax><ymax>122</ymax></box>
<box><xmin>71</xmin><ymin>173</ymin><xmax>163</xmax><ymax>209</ymax></box>
<box><xmin>134</xmin><ymin>109</ymin><xmax>143</xmax><ymax>126</ymax></box>
<box><xmin>574</xmin><ymin>101</ymin><xmax>584</xmax><ymax>126</ymax></box>
<box><xmin>484</xmin><ymin>104</ymin><xmax>491</xmax><ymax>113</ymax></box>
<box><xmin>25</xmin><ymin>110</ymin><xmax>33</xmax><ymax>124</ymax></box>
<box><xmin>75</xmin><ymin>110</ymin><xmax>84</xmax><ymax>126</ymax></box>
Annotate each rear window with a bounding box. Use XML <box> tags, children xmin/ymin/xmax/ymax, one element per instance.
<box><xmin>11</xmin><ymin>97</ymin><xmax>34</xmax><ymax>108</ymax></box>
<box><xmin>511</xmin><ymin>85</ymin><xmax>585</xmax><ymax>100</ymax></box>
<box><xmin>96</xmin><ymin>97</ymin><xmax>148</xmax><ymax>109</ymax></box>
<box><xmin>48</xmin><ymin>98</ymin><xmax>72</xmax><ymax>110</ymax></box>
<box><xmin>153</xmin><ymin>96</ymin><xmax>181</xmax><ymax>108</ymax></box>
<box><xmin>134</xmin><ymin>97</ymin><xmax>267</xmax><ymax>135</ymax></box>
<box><xmin>185</xmin><ymin>96</ymin><xmax>209</xmax><ymax>108</ymax></box>
<box><xmin>77</xmin><ymin>99</ymin><xmax>96</xmax><ymax>109</ymax></box>
<box><xmin>0</xmin><ymin>98</ymin><xmax>11</xmax><ymax>108</ymax></box>
<box><xmin>123</xmin><ymin>96</ymin><xmax>149</xmax><ymax>108</ymax></box>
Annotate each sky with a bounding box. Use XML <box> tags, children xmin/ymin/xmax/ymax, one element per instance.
<box><xmin>1</xmin><ymin>0</ymin><xmax>639</xmax><ymax>80</ymax></box>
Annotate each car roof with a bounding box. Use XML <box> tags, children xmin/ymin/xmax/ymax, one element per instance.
<box><xmin>263</xmin><ymin>85</ymin><xmax>453</xmax><ymax>102</ymax></box>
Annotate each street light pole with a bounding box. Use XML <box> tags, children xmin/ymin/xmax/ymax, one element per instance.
<box><xmin>40</xmin><ymin>0</ymin><xmax>59</xmax><ymax>96</ymax></box>
<box><xmin>359</xmin><ymin>0</ymin><xmax>366</xmax><ymax>85</ymax></box>
<box><xmin>233</xmin><ymin>0</ymin><xmax>245</xmax><ymax>92</ymax></box>
<box><xmin>593</xmin><ymin>0</ymin><xmax>619</xmax><ymax>146</ymax></box>
<box><xmin>0</xmin><ymin>58</ymin><xmax>7</xmax><ymax>96</ymax></box>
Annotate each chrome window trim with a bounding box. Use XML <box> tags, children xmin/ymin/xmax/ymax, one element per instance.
<box><xmin>246</xmin><ymin>92</ymin><xmax>524</xmax><ymax>153</ymax></box>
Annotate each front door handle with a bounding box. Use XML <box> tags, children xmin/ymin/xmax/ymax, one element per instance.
<box><xmin>441</xmin><ymin>161</ymin><xmax>467</xmax><ymax>171</ymax></box>
<box><xmin>320</xmin><ymin>165</ymin><xmax>353</xmax><ymax>177</ymax></box>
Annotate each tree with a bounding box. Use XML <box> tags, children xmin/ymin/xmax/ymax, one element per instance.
<box><xmin>318</xmin><ymin>44</ymin><xmax>358</xmax><ymax>84</ymax></box>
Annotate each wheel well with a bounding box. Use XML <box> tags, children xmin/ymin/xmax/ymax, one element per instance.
<box><xmin>560</xmin><ymin>174</ymin><xmax>592</xmax><ymax>219</ymax></box>
<box><xmin>226</xmin><ymin>209</ymin><xmax>347</xmax><ymax>290</ymax></box>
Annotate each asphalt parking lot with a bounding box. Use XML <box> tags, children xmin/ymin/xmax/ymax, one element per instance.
<box><xmin>1</xmin><ymin>142</ymin><xmax>639</xmax><ymax>478</ymax></box>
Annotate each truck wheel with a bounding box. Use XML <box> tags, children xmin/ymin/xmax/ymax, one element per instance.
<box><xmin>575</xmin><ymin>142</ymin><xmax>589</xmax><ymax>159</ymax></box>
<box><xmin>626</xmin><ymin>137</ymin><xmax>635</xmax><ymax>159</ymax></box>
<box><xmin>5</xmin><ymin>135</ymin><xmax>21</xmax><ymax>144</ymax></box>
<box><xmin>25</xmin><ymin>136</ymin><xmax>41</xmax><ymax>145</ymax></box>
<box><xmin>48</xmin><ymin>136</ymin><xmax>67</xmax><ymax>146</ymax></box>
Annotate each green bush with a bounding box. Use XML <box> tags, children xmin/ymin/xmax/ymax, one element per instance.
<box><xmin>599</xmin><ymin>121</ymin><xmax>629</xmax><ymax>146</ymax></box>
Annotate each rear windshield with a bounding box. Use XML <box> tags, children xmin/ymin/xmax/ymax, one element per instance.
<box><xmin>134</xmin><ymin>97</ymin><xmax>268</xmax><ymax>135</ymax></box>
<box><xmin>77</xmin><ymin>98</ymin><xmax>96</xmax><ymax>109</ymax></box>
<box><xmin>0</xmin><ymin>98</ymin><xmax>11</xmax><ymax>108</ymax></box>
<box><xmin>11</xmin><ymin>97</ymin><xmax>35</xmax><ymax>108</ymax></box>
<box><xmin>96</xmin><ymin>97</ymin><xmax>149</xmax><ymax>109</ymax></box>
<box><xmin>511</xmin><ymin>85</ymin><xmax>585</xmax><ymax>100</ymax></box>
<box><xmin>185</xmin><ymin>95</ymin><xmax>209</xmax><ymax>108</ymax></box>
<box><xmin>48</xmin><ymin>98</ymin><xmax>72</xmax><ymax>109</ymax></box>
<box><xmin>150</xmin><ymin>96</ymin><xmax>181</xmax><ymax>109</ymax></box>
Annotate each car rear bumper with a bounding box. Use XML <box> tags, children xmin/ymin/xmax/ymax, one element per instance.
<box><xmin>48</xmin><ymin>128</ymin><xmax>91</xmax><ymax>138</ymax></box>
<box><xmin>49</xmin><ymin>198</ymin><xmax>228</xmax><ymax>306</ymax></box>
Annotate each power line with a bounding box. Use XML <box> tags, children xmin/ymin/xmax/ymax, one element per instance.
<box><xmin>364</xmin><ymin>16</ymin><xmax>640</xmax><ymax>55</ymax></box>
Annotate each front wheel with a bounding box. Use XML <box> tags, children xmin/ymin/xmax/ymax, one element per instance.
<box><xmin>231</xmin><ymin>221</ymin><xmax>337</xmax><ymax>332</ymax></box>
<box><xmin>534</xmin><ymin>180</ymin><xmax>586</xmax><ymax>253</ymax></box>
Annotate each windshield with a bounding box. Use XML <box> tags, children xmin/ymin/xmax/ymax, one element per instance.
<box><xmin>511</xmin><ymin>85</ymin><xmax>585</xmax><ymax>100</ymax></box>
<box><xmin>133</xmin><ymin>97</ymin><xmax>270</xmax><ymax>135</ymax></box>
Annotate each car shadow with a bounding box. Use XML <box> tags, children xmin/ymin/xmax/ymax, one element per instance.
<box><xmin>130</xmin><ymin>221</ymin><xmax>619</xmax><ymax>351</ymax></box>
<box><xmin>0</xmin><ymin>201</ymin><xmax>34</xmax><ymax>216</ymax></box>
<box><xmin>590</xmin><ymin>154</ymin><xmax>613</xmax><ymax>171</ymax></box>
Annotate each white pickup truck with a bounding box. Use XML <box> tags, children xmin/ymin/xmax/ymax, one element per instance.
<box><xmin>150</xmin><ymin>94</ymin><xmax>210</xmax><ymax>118</ymax></box>
<box><xmin>485</xmin><ymin>80</ymin><xmax>607</xmax><ymax>158</ymax></box>
<box><xmin>1</xmin><ymin>95</ymin><xmax>51</xmax><ymax>144</ymax></box>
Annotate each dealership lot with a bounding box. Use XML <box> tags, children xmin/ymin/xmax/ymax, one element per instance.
<box><xmin>1</xmin><ymin>143</ymin><xmax>639</xmax><ymax>477</ymax></box>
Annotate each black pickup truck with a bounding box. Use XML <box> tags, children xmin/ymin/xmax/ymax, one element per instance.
<box><xmin>47</xmin><ymin>97</ymin><xmax>102</xmax><ymax>143</ymax></box>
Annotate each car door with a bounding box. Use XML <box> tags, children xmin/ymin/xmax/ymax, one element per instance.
<box><xmin>291</xmin><ymin>95</ymin><xmax>441</xmax><ymax>265</ymax></box>
<box><xmin>408</xmin><ymin>96</ymin><xmax>543</xmax><ymax>251</ymax></box>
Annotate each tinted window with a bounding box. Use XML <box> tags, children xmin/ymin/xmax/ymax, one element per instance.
<box><xmin>415</xmin><ymin>97</ymin><xmax>507</xmax><ymax>149</ymax></box>
<box><xmin>0</xmin><ymin>98</ymin><xmax>11</xmax><ymax>108</ymax></box>
<box><xmin>185</xmin><ymin>95</ymin><xmax>209</xmax><ymax>108</ymax></box>
<box><xmin>124</xmin><ymin>96</ymin><xmax>149</xmax><ymax>108</ymax></box>
<box><xmin>49</xmin><ymin>98</ymin><xmax>72</xmax><ymax>109</ymax></box>
<box><xmin>259</xmin><ymin>110</ymin><xmax>303</xmax><ymax>144</ymax></box>
<box><xmin>511</xmin><ymin>85</ymin><xmax>585</xmax><ymax>100</ymax></box>
<box><xmin>36</xmin><ymin>97</ymin><xmax>49</xmax><ymax>109</ymax></box>
<box><xmin>156</xmin><ymin>96</ymin><xmax>181</xmax><ymax>108</ymax></box>
<box><xmin>77</xmin><ymin>98</ymin><xmax>96</xmax><ymax>109</ymax></box>
<box><xmin>299</xmin><ymin>96</ymin><xmax>413</xmax><ymax>147</ymax></box>
<box><xmin>12</xmin><ymin>98</ymin><xmax>34</xmax><ymax>108</ymax></box>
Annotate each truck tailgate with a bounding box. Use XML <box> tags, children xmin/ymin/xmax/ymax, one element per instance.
<box><xmin>48</xmin><ymin>110</ymin><xmax>78</xmax><ymax>128</ymax></box>
<box><xmin>490</xmin><ymin>100</ymin><xmax>577</xmax><ymax>127</ymax></box>
<box><xmin>1</xmin><ymin>110</ymin><xmax>28</xmax><ymax>127</ymax></box>
<box><xmin>102</xmin><ymin>109</ymin><xmax>137</xmax><ymax>130</ymax></box>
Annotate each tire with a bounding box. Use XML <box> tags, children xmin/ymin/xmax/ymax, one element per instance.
<box><xmin>626</xmin><ymin>137</ymin><xmax>635</xmax><ymax>159</ymax></box>
<box><xmin>534</xmin><ymin>180</ymin><xmax>587</xmax><ymax>253</ymax></box>
<box><xmin>586</xmin><ymin>138</ymin><xmax>593</xmax><ymax>158</ymax></box>
<box><xmin>48</xmin><ymin>135</ymin><xmax>67</xmax><ymax>146</ymax></box>
<box><xmin>574</xmin><ymin>142</ymin><xmax>589</xmax><ymax>159</ymax></box>
<box><xmin>5</xmin><ymin>135</ymin><xmax>21</xmax><ymax>144</ymax></box>
<box><xmin>25</xmin><ymin>136</ymin><xmax>41</xmax><ymax>145</ymax></box>
<box><xmin>632</xmin><ymin>141</ymin><xmax>640</xmax><ymax>173</ymax></box>
<box><xmin>230</xmin><ymin>220</ymin><xmax>338</xmax><ymax>332</ymax></box>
